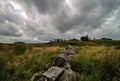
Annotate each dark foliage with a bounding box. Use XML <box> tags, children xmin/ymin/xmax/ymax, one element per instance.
<box><xmin>101</xmin><ymin>38</ymin><xmax>112</xmax><ymax>40</ymax></box>
<box><xmin>81</xmin><ymin>35</ymin><xmax>89</xmax><ymax>41</ymax></box>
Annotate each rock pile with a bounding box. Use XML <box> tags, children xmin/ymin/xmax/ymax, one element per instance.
<box><xmin>31</xmin><ymin>45</ymin><xmax>76</xmax><ymax>81</ymax></box>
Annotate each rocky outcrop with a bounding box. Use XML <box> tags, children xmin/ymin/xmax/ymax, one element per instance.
<box><xmin>31</xmin><ymin>45</ymin><xmax>76</xmax><ymax>81</ymax></box>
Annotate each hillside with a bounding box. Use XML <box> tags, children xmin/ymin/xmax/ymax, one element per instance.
<box><xmin>34</xmin><ymin>40</ymin><xmax>120</xmax><ymax>47</ymax></box>
<box><xmin>0</xmin><ymin>40</ymin><xmax>120</xmax><ymax>81</ymax></box>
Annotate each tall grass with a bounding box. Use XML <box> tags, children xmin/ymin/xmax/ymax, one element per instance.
<box><xmin>0</xmin><ymin>45</ymin><xmax>60</xmax><ymax>81</ymax></box>
<box><xmin>0</xmin><ymin>44</ymin><xmax>120</xmax><ymax>81</ymax></box>
<box><xmin>70</xmin><ymin>46</ymin><xmax>120</xmax><ymax>81</ymax></box>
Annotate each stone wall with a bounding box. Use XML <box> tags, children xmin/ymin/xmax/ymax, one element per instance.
<box><xmin>31</xmin><ymin>45</ymin><xmax>76</xmax><ymax>81</ymax></box>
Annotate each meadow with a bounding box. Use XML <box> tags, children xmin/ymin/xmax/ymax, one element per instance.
<box><xmin>0</xmin><ymin>40</ymin><xmax>120</xmax><ymax>81</ymax></box>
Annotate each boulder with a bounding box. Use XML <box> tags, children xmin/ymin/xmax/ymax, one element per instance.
<box><xmin>31</xmin><ymin>73</ymin><xmax>47</xmax><ymax>81</ymax></box>
<box><xmin>57</xmin><ymin>49</ymin><xmax>65</xmax><ymax>54</ymax></box>
<box><xmin>65</xmin><ymin>45</ymin><xmax>74</xmax><ymax>50</ymax></box>
<box><xmin>53</xmin><ymin>53</ymin><xmax>67</xmax><ymax>67</ymax></box>
<box><xmin>66</xmin><ymin>49</ymin><xmax>76</xmax><ymax>56</ymax></box>
<box><xmin>42</xmin><ymin>66</ymin><xmax>65</xmax><ymax>81</ymax></box>
<box><xmin>65</xmin><ymin>45</ymin><xmax>76</xmax><ymax>56</ymax></box>
<box><xmin>59</xmin><ymin>69</ymin><xmax>76</xmax><ymax>81</ymax></box>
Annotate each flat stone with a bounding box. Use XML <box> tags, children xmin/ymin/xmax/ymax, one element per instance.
<box><xmin>43</xmin><ymin>66</ymin><xmax>65</xmax><ymax>81</ymax></box>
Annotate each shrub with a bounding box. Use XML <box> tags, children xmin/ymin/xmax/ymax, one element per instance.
<box><xmin>81</xmin><ymin>35</ymin><xmax>89</xmax><ymax>41</ymax></box>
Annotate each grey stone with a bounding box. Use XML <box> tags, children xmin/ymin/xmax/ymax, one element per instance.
<box><xmin>66</xmin><ymin>49</ymin><xmax>76</xmax><ymax>56</ymax></box>
<box><xmin>65</xmin><ymin>45</ymin><xmax>74</xmax><ymax>50</ymax></box>
<box><xmin>59</xmin><ymin>69</ymin><xmax>76</xmax><ymax>81</ymax></box>
<box><xmin>57</xmin><ymin>49</ymin><xmax>65</xmax><ymax>54</ymax></box>
<box><xmin>31</xmin><ymin>73</ymin><xmax>47</xmax><ymax>81</ymax></box>
<box><xmin>65</xmin><ymin>45</ymin><xmax>76</xmax><ymax>56</ymax></box>
<box><xmin>63</xmin><ymin>63</ymin><xmax>71</xmax><ymax>70</ymax></box>
<box><xmin>42</xmin><ymin>66</ymin><xmax>65</xmax><ymax>81</ymax></box>
<box><xmin>53</xmin><ymin>53</ymin><xmax>67</xmax><ymax>67</ymax></box>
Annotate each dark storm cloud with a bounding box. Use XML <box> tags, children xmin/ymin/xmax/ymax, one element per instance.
<box><xmin>0</xmin><ymin>22</ymin><xmax>22</xmax><ymax>37</ymax></box>
<box><xmin>54</xmin><ymin>0</ymin><xmax>120</xmax><ymax>32</ymax></box>
<box><xmin>0</xmin><ymin>14</ymin><xmax>24</xmax><ymax>26</ymax></box>
<box><xmin>31</xmin><ymin>0</ymin><xmax>64</xmax><ymax>14</ymax></box>
<box><xmin>0</xmin><ymin>0</ymin><xmax>120</xmax><ymax>43</ymax></box>
<box><xmin>0</xmin><ymin>2</ymin><xmax>23</xmax><ymax>37</ymax></box>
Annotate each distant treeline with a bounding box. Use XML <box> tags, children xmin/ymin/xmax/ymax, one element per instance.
<box><xmin>50</xmin><ymin>35</ymin><xmax>113</xmax><ymax>43</ymax></box>
<box><xmin>0</xmin><ymin>36</ymin><xmax>114</xmax><ymax>46</ymax></box>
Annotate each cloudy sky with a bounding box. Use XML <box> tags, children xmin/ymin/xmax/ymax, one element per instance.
<box><xmin>0</xmin><ymin>0</ymin><xmax>120</xmax><ymax>43</ymax></box>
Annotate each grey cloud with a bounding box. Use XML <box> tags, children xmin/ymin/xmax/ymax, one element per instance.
<box><xmin>0</xmin><ymin>14</ymin><xmax>24</xmax><ymax>26</ymax></box>
<box><xmin>0</xmin><ymin>12</ymin><xmax>23</xmax><ymax>37</ymax></box>
<box><xmin>30</xmin><ymin>0</ymin><xmax>64</xmax><ymax>14</ymax></box>
<box><xmin>0</xmin><ymin>0</ymin><xmax>120</xmax><ymax>43</ymax></box>
<box><xmin>100</xmin><ymin>0</ymin><xmax>120</xmax><ymax>12</ymax></box>
<box><xmin>54</xmin><ymin>0</ymin><xmax>120</xmax><ymax>33</ymax></box>
<box><xmin>0</xmin><ymin>22</ymin><xmax>22</xmax><ymax>37</ymax></box>
<box><xmin>0</xmin><ymin>1</ymin><xmax>25</xmax><ymax>25</ymax></box>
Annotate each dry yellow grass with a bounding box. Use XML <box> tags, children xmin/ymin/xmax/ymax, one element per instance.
<box><xmin>1</xmin><ymin>44</ymin><xmax>120</xmax><ymax>81</ymax></box>
<box><xmin>32</xmin><ymin>46</ymin><xmax>61</xmax><ymax>55</ymax></box>
<box><xmin>76</xmin><ymin>46</ymin><xmax>119</xmax><ymax>60</ymax></box>
<box><xmin>70</xmin><ymin>46</ymin><xmax>120</xmax><ymax>81</ymax></box>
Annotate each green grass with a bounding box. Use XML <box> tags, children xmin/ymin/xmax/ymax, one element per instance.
<box><xmin>0</xmin><ymin>41</ymin><xmax>120</xmax><ymax>81</ymax></box>
<box><xmin>70</xmin><ymin>46</ymin><xmax>120</xmax><ymax>81</ymax></box>
<box><xmin>42</xmin><ymin>40</ymin><xmax>120</xmax><ymax>47</ymax></box>
<box><xmin>0</xmin><ymin>45</ymin><xmax>59</xmax><ymax>81</ymax></box>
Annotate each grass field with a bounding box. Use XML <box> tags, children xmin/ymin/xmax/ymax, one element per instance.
<box><xmin>70</xmin><ymin>46</ymin><xmax>120</xmax><ymax>81</ymax></box>
<box><xmin>0</xmin><ymin>40</ymin><xmax>120</xmax><ymax>81</ymax></box>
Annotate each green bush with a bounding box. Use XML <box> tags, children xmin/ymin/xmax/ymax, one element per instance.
<box><xmin>81</xmin><ymin>35</ymin><xmax>89</xmax><ymax>41</ymax></box>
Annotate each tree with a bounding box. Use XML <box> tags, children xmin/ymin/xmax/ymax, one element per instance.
<box><xmin>80</xmin><ymin>35</ymin><xmax>89</xmax><ymax>41</ymax></box>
